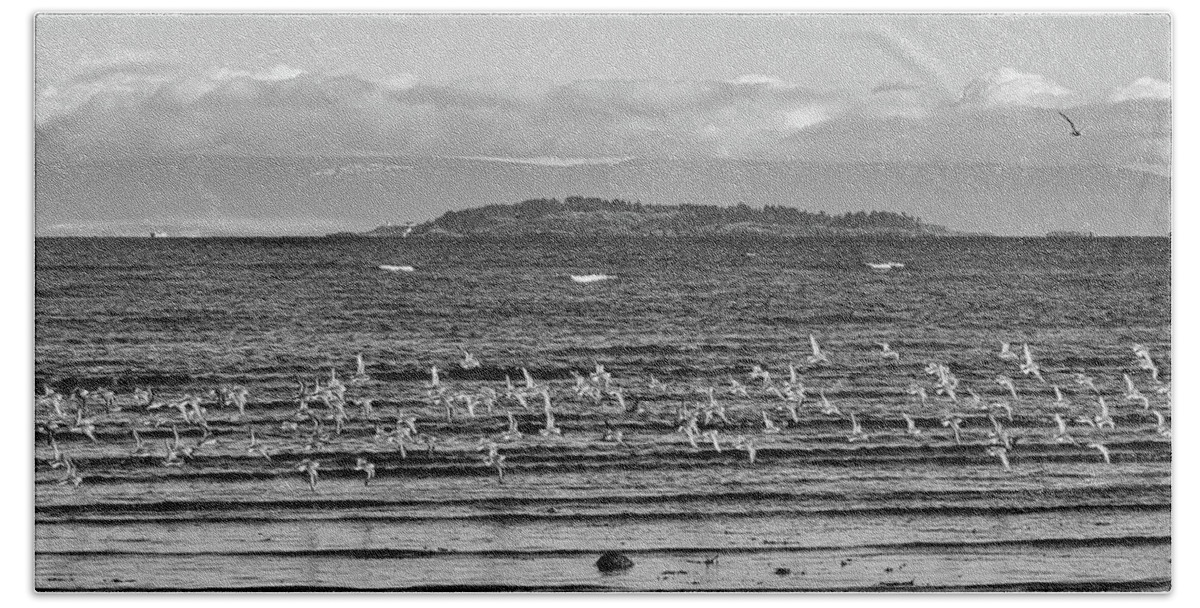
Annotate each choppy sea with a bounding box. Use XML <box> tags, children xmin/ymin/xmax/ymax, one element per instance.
<box><xmin>34</xmin><ymin>236</ymin><xmax>1171</xmax><ymax>591</ymax></box>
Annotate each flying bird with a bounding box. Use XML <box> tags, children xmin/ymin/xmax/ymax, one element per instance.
<box><xmin>806</xmin><ymin>334</ymin><xmax>830</xmax><ymax>366</ymax></box>
<box><xmin>986</xmin><ymin>446</ymin><xmax>1012</xmax><ymax>472</ymax></box>
<box><xmin>354</xmin><ymin>458</ymin><xmax>376</xmax><ymax>486</ymax></box>
<box><xmin>1057</xmin><ymin>111</ymin><xmax>1082</xmax><ymax>136</ymax></box>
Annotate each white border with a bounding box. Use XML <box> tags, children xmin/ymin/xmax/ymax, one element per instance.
<box><xmin>6</xmin><ymin>1</ymin><xmax>1191</xmax><ymax>607</ymax></box>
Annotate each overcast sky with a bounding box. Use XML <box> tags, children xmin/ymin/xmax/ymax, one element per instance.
<box><xmin>36</xmin><ymin>14</ymin><xmax>1169</xmax><ymax>160</ymax></box>
<box><xmin>33</xmin><ymin>13</ymin><xmax>1172</xmax><ymax>236</ymax></box>
<box><xmin>38</xmin><ymin>14</ymin><xmax>1169</xmax><ymax>95</ymax></box>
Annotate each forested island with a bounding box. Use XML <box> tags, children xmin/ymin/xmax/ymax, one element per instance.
<box><xmin>346</xmin><ymin>196</ymin><xmax>963</xmax><ymax>238</ymax></box>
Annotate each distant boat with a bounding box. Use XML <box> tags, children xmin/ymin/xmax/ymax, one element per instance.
<box><xmin>865</xmin><ymin>262</ymin><xmax>905</xmax><ymax>272</ymax></box>
<box><xmin>571</xmin><ymin>274</ymin><xmax>614</xmax><ymax>283</ymax></box>
<box><xmin>379</xmin><ymin>265</ymin><xmax>415</xmax><ymax>273</ymax></box>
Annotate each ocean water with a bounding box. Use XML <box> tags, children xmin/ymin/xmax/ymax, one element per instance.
<box><xmin>34</xmin><ymin>236</ymin><xmax>1171</xmax><ymax>591</ymax></box>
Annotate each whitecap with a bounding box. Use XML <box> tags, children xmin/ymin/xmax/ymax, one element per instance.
<box><xmin>571</xmin><ymin>274</ymin><xmax>614</xmax><ymax>284</ymax></box>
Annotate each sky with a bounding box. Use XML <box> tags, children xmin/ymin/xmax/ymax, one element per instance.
<box><xmin>33</xmin><ymin>13</ymin><xmax>1172</xmax><ymax>234</ymax></box>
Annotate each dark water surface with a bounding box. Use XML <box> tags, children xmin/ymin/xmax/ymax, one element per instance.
<box><xmin>35</xmin><ymin>237</ymin><xmax>1171</xmax><ymax>591</ymax></box>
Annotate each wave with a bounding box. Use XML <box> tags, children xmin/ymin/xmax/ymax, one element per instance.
<box><xmin>571</xmin><ymin>274</ymin><xmax>615</xmax><ymax>283</ymax></box>
<box><xmin>36</xmin><ymin>486</ymin><xmax>1169</xmax><ymax>520</ymax></box>
<box><xmin>449</xmin><ymin>155</ymin><xmax>637</xmax><ymax>167</ymax></box>
<box><xmin>37</xmin><ymin>534</ymin><xmax>1169</xmax><ymax>560</ymax></box>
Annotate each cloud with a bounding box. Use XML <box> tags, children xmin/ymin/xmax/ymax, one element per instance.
<box><xmin>35</xmin><ymin>59</ymin><xmax>1166</xmax><ymax>171</ymax></box>
<box><xmin>847</xmin><ymin>26</ymin><xmax>957</xmax><ymax>98</ymax></box>
<box><xmin>957</xmin><ymin>67</ymin><xmax>1080</xmax><ymax>109</ymax></box>
<box><xmin>1110</xmin><ymin>77</ymin><xmax>1171</xmax><ymax>103</ymax></box>
<box><xmin>784</xmin><ymin>105</ymin><xmax>834</xmax><ymax>131</ymax></box>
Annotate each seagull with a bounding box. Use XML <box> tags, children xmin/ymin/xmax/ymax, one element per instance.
<box><xmin>847</xmin><ymin>412</ymin><xmax>869</xmax><ymax>443</ymax></box>
<box><xmin>503</xmin><ymin>375</ymin><xmax>519</xmax><ymax>399</ymax></box>
<box><xmin>806</xmin><ymin>334</ymin><xmax>830</xmax><ymax>366</ymax></box>
<box><xmin>1057</xmin><ymin>111</ymin><xmax>1082</xmax><ymax>137</ymax></box>
<box><xmin>429</xmin><ymin>365</ymin><xmax>441</xmax><ymax>388</ymax></box>
<box><xmin>727</xmin><ymin>377</ymin><xmax>749</xmax><ymax>398</ymax></box>
<box><xmin>1052</xmin><ymin>385</ymin><xmax>1067</xmax><ymax>407</ymax></box>
<box><xmin>1086</xmin><ymin>442</ymin><xmax>1111</xmax><ymax>465</ymax></box>
<box><xmin>761</xmin><ymin>411</ymin><xmax>781</xmax><ymax>434</ymax></box>
<box><xmin>539</xmin><ymin>399</ymin><xmax>562</xmax><ymax>437</ymax></box>
<box><xmin>902</xmin><ymin>412</ymin><xmax>922</xmax><ymax>436</ymax></box>
<box><xmin>987</xmin><ymin>414</ymin><xmax>1014</xmax><ymax>450</ymax></box>
<box><xmin>353</xmin><ymin>353</ymin><xmax>370</xmax><ymax>382</ymax></box>
<box><xmin>703</xmin><ymin>430</ymin><xmax>722</xmax><ymax>452</ymax></box>
<box><xmin>460</xmin><ymin>393</ymin><xmax>479</xmax><ymax>418</ymax></box>
<box><xmin>1093</xmin><ymin>396</ymin><xmax>1115</xmax><ymax>429</ymax></box>
<box><xmin>70</xmin><ymin>411</ymin><xmax>97</xmax><ymax>443</ymax></box>
<box><xmin>246</xmin><ymin>427</ymin><xmax>271</xmax><ymax>461</ymax></box>
<box><xmin>1150</xmin><ymin>410</ymin><xmax>1171</xmax><ymax>438</ymax></box>
<box><xmin>601</xmin><ymin>421</ymin><xmax>626</xmax><ymax>445</ymax></box>
<box><xmin>818</xmin><ymin>390</ymin><xmax>842</xmax><ymax>416</ymax></box>
<box><xmin>734</xmin><ymin>436</ymin><xmax>758</xmax><ymax>464</ymax></box>
<box><xmin>391</xmin><ymin>428</ymin><xmax>410</xmax><ymax>459</ymax></box>
<box><xmin>589</xmin><ymin>363</ymin><xmax>613</xmax><ymax>392</ymax></box>
<box><xmin>57</xmin><ymin>457</ymin><xmax>83</xmax><ymax>487</ymax></box>
<box><xmin>941</xmin><ymin>413</ymin><xmax>964</xmax><ymax>445</ymax></box>
<box><xmin>96</xmin><ymin>387</ymin><xmax>118</xmax><ymax>412</ymax></box>
<box><xmin>781</xmin><ymin>401</ymin><xmax>801</xmax><ymax>425</ymax></box>
<box><xmin>986</xmin><ymin>446</ymin><xmax>1012</xmax><ymax>471</ymax></box>
<box><xmin>460</xmin><ymin>349</ymin><xmax>481</xmax><ymax>370</ymax></box>
<box><xmin>501</xmin><ymin>411</ymin><xmax>523</xmax><ymax>441</ymax></box>
<box><xmin>611</xmin><ymin>388</ymin><xmax>629</xmax><ymax>412</ymax></box>
<box><xmin>477</xmin><ymin>441</ymin><xmax>507</xmax><ymax>482</ymax></box>
<box><xmin>71</xmin><ymin>388</ymin><xmax>90</xmax><ymax>413</ymax></box>
<box><xmin>297</xmin><ymin>459</ymin><xmax>321</xmax><ymax>492</ymax></box>
<box><xmin>230</xmin><ymin>386</ymin><xmax>250</xmax><ymax>417</ymax></box>
<box><xmin>749</xmin><ymin>365</ymin><xmax>772</xmax><ymax>386</ymax></box>
<box><xmin>198</xmin><ymin>425</ymin><xmax>219</xmax><ymax>447</ymax></box>
<box><xmin>1020</xmin><ymin>344</ymin><xmax>1046</xmax><ymax>383</ymax></box>
<box><xmin>1133</xmin><ymin>346</ymin><xmax>1160</xmax><ymax>383</ymax></box>
<box><xmin>129</xmin><ymin>428</ymin><xmax>150</xmax><ymax>457</ymax></box>
<box><xmin>492</xmin><ymin>453</ymin><xmax>507</xmax><ymax>483</ymax></box>
<box><xmin>133</xmin><ymin>387</ymin><xmax>155</xmax><ymax>409</ymax></box>
<box><xmin>46</xmin><ymin>392</ymin><xmax>68</xmax><ymax>419</ymax></box>
<box><xmin>512</xmin><ymin>390</ymin><xmax>530</xmax><ymax>412</ymax></box>
<box><xmin>1124</xmin><ymin>374</ymin><xmax>1150</xmax><ymax>409</ymax></box>
<box><xmin>678</xmin><ymin>424</ymin><xmax>700</xmax><ymax>449</ymax></box>
<box><xmin>522</xmin><ymin>368</ymin><xmax>538</xmax><ymax>390</ymax></box>
<box><xmin>648</xmin><ymin>375</ymin><xmax>667</xmax><ymax>393</ymax></box>
<box><xmin>926</xmin><ymin>362</ymin><xmax>960</xmax><ymax>402</ymax></box>
<box><xmin>354</xmin><ymin>457</ymin><xmax>376</xmax><ymax>486</ymax></box>
<box><xmin>1053</xmin><ymin>413</ymin><xmax>1078</xmax><ymax>445</ymax></box>
<box><xmin>998</xmin><ymin>341</ymin><xmax>1019</xmax><ymax>361</ymax></box>
<box><xmin>876</xmin><ymin>342</ymin><xmax>900</xmax><ymax>362</ymax></box>
<box><xmin>399</xmin><ymin>415</ymin><xmax>418</xmax><ymax>436</ymax></box>
<box><xmin>162</xmin><ymin>441</ymin><xmax>185</xmax><ymax>467</ymax></box>
<box><xmin>704</xmin><ymin>399</ymin><xmax>730</xmax><ymax>427</ymax></box>
<box><xmin>46</xmin><ymin>436</ymin><xmax>66</xmax><ymax>468</ymax></box>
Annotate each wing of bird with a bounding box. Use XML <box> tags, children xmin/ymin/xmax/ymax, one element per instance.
<box><xmin>1057</xmin><ymin>111</ymin><xmax>1081</xmax><ymax>134</ymax></box>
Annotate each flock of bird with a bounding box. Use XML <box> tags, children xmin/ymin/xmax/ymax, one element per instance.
<box><xmin>36</xmin><ymin>337</ymin><xmax>1170</xmax><ymax>491</ymax></box>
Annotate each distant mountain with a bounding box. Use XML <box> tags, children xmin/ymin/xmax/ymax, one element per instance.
<box><xmin>34</xmin><ymin>155</ymin><xmax>1169</xmax><ymax>237</ymax></box>
<box><xmin>362</xmin><ymin>197</ymin><xmax>964</xmax><ymax>238</ymax></box>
